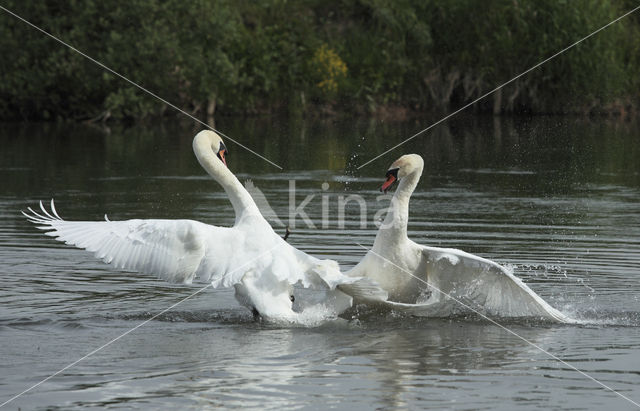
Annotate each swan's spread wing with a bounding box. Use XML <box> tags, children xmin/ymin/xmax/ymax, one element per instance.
<box><xmin>23</xmin><ymin>200</ymin><xmax>230</xmax><ymax>284</ymax></box>
<box><xmin>419</xmin><ymin>245</ymin><xmax>569</xmax><ymax>322</ymax></box>
<box><xmin>336</xmin><ymin>278</ymin><xmax>389</xmax><ymax>302</ymax></box>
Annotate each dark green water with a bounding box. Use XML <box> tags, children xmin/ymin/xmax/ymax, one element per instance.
<box><xmin>1</xmin><ymin>116</ymin><xmax>639</xmax><ymax>410</ymax></box>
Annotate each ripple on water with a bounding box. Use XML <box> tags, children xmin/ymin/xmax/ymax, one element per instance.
<box><xmin>2</xmin><ymin>118</ymin><xmax>640</xmax><ymax>409</ymax></box>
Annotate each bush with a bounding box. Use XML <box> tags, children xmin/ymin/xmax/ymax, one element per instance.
<box><xmin>0</xmin><ymin>0</ymin><xmax>637</xmax><ymax>120</ymax></box>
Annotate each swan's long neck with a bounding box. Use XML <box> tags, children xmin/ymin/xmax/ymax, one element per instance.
<box><xmin>372</xmin><ymin>166</ymin><xmax>422</xmax><ymax>252</ymax></box>
<box><xmin>193</xmin><ymin>137</ymin><xmax>261</xmax><ymax>224</ymax></box>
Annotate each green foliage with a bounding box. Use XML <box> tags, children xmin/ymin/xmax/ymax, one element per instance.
<box><xmin>422</xmin><ymin>0</ymin><xmax>636</xmax><ymax>113</ymax></box>
<box><xmin>311</xmin><ymin>44</ymin><xmax>348</xmax><ymax>95</ymax></box>
<box><xmin>0</xmin><ymin>0</ymin><xmax>638</xmax><ymax>120</ymax></box>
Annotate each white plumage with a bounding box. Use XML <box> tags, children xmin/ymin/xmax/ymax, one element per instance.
<box><xmin>23</xmin><ymin>131</ymin><xmax>359</xmax><ymax>323</ymax></box>
<box><xmin>342</xmin><ymin>154</ymin><xmax>571</xmax><ymax>322</ymax></box>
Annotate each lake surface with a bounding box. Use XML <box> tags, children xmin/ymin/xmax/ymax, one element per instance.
<box><xmin>1</xmin><ymin>115</ymin><xmax>639</xmax><ymax>410</ymax></box>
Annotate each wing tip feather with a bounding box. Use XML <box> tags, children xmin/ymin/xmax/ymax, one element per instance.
<box><xmin>23</xmin><ymin>200</ymin><xmax>64</xmax><ymax>226</ymax></box>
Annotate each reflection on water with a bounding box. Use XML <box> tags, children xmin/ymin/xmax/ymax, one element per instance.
<box><xmin>1</xmin><ymin>116</ymin><xmax>640</xmax><ymax>409</ymax></box>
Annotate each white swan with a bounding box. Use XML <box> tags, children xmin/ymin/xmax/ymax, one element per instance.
<box><xmin>342</xmin><ymin>154</ymin><xmax>570</xmax><ymax>322</ymax></box>
<box><xmin>23</xmin><ymin>130</ymin><xmax>359</xmax><ymax>323</ymax></box>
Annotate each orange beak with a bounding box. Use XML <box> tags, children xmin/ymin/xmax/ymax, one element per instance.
<box><xmin>218</xmin><ymin>149</ymin><xmax>227</xmax><ymax>167</ymax></box>
<box><xmin>380</xmin><ymin>174</ymin><xmax>397</xmax><ymax>193</ymax></box>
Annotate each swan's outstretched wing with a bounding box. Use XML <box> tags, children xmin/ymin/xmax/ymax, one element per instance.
<box><xmin>336</xmin><ymin>278</ymin><xmax>389</xmax><ymax>302</ymax></box>
<box><xmin>416</xmin><ymin>245</ymin><xmax>569</xmax><ymax>322</ymax></box>
<box><xmin>23</xmin><ymin>200</ymin><xmax>230</xmax><ymax>284</ymax></box>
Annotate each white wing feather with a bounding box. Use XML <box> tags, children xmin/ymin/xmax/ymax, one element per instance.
<box><xmin>22</xmin><ymin>200</ymin><xmax>230</xmax><ymax>284</ymax></box>
<box><xmin>22</xmin><ymin>200</ymin><xmax>361</xmax><ymax>294</ymax></box>
<box><xmin>417</xmin><ymin>245</ymin><xmax>569</xmax><ymax>321</ymax></box>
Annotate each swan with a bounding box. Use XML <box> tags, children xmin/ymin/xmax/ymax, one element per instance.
<box><xmin>23</xmin><ymin>130</ymin><xmax>360</xmax><ymax>323</ymax></box>
<box><xmin>341</xmin><ymin>154</ymin><xmax>570</xmax><ymax>322</ymax></box>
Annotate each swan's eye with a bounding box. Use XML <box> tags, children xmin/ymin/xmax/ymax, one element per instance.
<box><xmin>289</xmin><ymin>295</ymin><xmax>295</xmax><ymax>302</ymax></box>
<box><xmin>381</xmin><ymin>168</ymin><xmax>399</xmax><ymax>193</ymax></box>
<box><xmin>385</xmin><ymin>168</ymin><xmax>399</xmax><ymax>179</ymax></box>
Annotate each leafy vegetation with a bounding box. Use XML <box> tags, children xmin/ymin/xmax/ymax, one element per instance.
<box><xmin>0</xmin><ymin>0</ymin><xmax>638</xmax><ymax>120</ymax></box>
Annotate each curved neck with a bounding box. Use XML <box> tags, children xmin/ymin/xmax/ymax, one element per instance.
<box><xmin>373</xmin><ymin>166</ymin><xmax>422</xmax><ymax>251</ymax></box>
<box><xmin>193</xmin><ymin>138</ymin><xmax>261</xmax><ymax>224</ymax></box>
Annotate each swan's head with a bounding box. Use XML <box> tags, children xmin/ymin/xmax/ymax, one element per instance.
<box><xmin>193</xmin><ymin>130</ymin><xmax>228</xmax><ymax>167</ymax></box>
<box><xmin>234</xmin><ymin>270</ymin><xmax>354</xmax><ymax>325</ymax></box>
<box><xmin>380</xmin><ymin>154</ymin><xmax>424</xmax><ymax>193</ymax></box>
<box><xmin>234</xmin><ymin>271</ymin><xmax>298</xmax><ymax>322</ymax></box>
